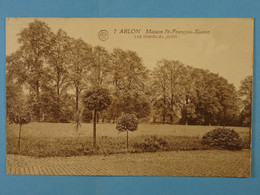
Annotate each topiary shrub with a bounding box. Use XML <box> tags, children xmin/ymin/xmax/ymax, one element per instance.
<box><xmin>134</xmin><ymin>136</ymin><xmax>169</xmax><ymax>152</ymax></box>
<box><xmin>116</xmin><ymin>113</ymin><xmax>138</xmax><ymax>150</ymax></box>
<box><xmin>202</xmin><ymin>128</ymin><xmax>242</xmax><ymax>150</ymax></box>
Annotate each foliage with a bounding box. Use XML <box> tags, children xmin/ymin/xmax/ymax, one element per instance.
<box><xmin>68</xmin><ymin>38</ymin><xmax>92</xmax><ymax>130</ymax></box>
<box><xmin>107</xmin><ymin>48</ymin><xmax>150</xmax><ymax>120</ymax></box>
<box><xmin>6</xmin><ymin>19</ymin><xmax>252</xmax><ymax>127</ymax></box>
<box><xmin>83</xmin><ymin>88</ymin><xmax>111</xmax><ymax>111</ymax></box>
<box><xmin>81</xmin><ymin>108</ymin><xmax>93</xmax><ymax>123</ymax></box>
<box><xmin>8</xmin><ymin>104</ymin><xmax>31</xmax><ymax>126</ymax></box>
<box><xmin>133</xmin><ymin>136</ymin><xmax>169</xmax><ymax>152</ymax></box>
<box><xmin>8</xmin><ymin>134</ymin><xmax>234</xmax><ymax>157</ymax></box>
<box><xmin>7</xmin><ymin>102</ymin><xmax>31</xmax><ymax>151</ymax></box>
<box><xmin>45</xmin><ymin>29</ymin><xmax>71</xmax><ymax>122</ymax></box>
<box><xmin>202</xmin><ymin>128</ymin><xmax>242</xmax><ymax>150</ymax></box>
<box><xmin>90</xmin><ymin>46</ymin><xmax>111</xmax><ymax>87</ymax></box>
<box><xmin>151</xmin><ymin>59</ymin><xmax>188</xmax><ymax>124</ymax></box>
<box><xmin>238</xmin><ymin>75</ymin><xmax>253</xmax><ymax>127</ymax></box>
<box><xmin>150</xmin><ymin>62</ymin><xmax>241</xmax><ymax>126</ymax></box>
<box><xmin>116</xmin><ymin>113</ymin><xmax>138</xmax><ymax>150</ymax></box>
<box><xmin>83</xmin><ymin>88</ymin><xmax>111</xmax><ymax>147</ymax></box>
<box><xmin>116</xmin><ymin>113</ymin><xmax>138</xmax><ymax>132</ymax></box>
<box><xmin>16</xmin><ymin>19</ymin><xmax>52</xmax><ymax>121</ymax></box>
<box><xmin>5</xmin><ymin>135</ymin><xmax>206</xmax><ymax>157</ymax></box>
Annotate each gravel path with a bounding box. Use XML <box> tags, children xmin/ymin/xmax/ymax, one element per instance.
<box><xmin>6</xmin><ymin>150</ymin><xmax>251</xmax><ymax>177</ymax></box>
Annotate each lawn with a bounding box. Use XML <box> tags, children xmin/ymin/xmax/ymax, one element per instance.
<box><xmin>6</xmin><ymin>122</ymin><xmax>250</xmax><ymax>157</ymax></box>
<box><xmin>6</xmin><ymin>122</ymin><xmax>250</xmax><ymax>138</ymax></box>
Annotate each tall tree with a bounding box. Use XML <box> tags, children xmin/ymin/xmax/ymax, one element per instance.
<box><xmin>238</xmin><ymin>75</ymin><xmax>253</xmax><ymax>144</ymax></box>
<box><xmin>191</xmin><ymin>69</ymin><xmax>239</xmax><ymax>126</ymax></box>
<box><xmin>238</xmin><ymin>75</ymin><xmax>253</xmax><ymax>126</ymax></box>
<box><xmin>151</xmin><ymin>63</ymin><xmax>168</xmax><ymax>123</ymax></box>
<box><xmin>68</xmin><ymin>38</ymin><xmax>92</xmax><ymax>130</ymax></box>
<box><xmin>46</xmin><ymin>29</ymin><xmax>71</xmax><ymax>122</ymax></box>
<box><xmin>108</xmin><ymin>49</ymin><xmax>150</xmax><ymax>121</ymax></box>
<box><xmin>151</xmin><ymin>59</ymin><xmax>189</xmax><ymax>124</ymax></box>
<box><xmin>90</xmin><ymin>46</ymin><xmax>111</xmax><ymax>87</ymax></box>
<box><xmin>14</xmin><ymin>19</ymin><xmax>52</xmax><ymax>121</ymax></box>
<box><xmin>180</xmin><ymin>66</ymin><xmax>197</xmax><ymax>125</ymax></box>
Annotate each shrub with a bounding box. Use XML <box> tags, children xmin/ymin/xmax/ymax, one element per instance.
<box><xmin>202</xmin><ymin>127</ymin><xmax>242</xmax><ymax>150</ymax></box>
<box><xmin>134</xmin><ymin>136</ymin><xmax>169</xmax><ymax>152</ymax></box>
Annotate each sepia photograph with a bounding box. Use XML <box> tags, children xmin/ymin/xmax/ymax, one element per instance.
<box><xmin>6</xmin><ymin>18</ymin><xmax>253</xmax><ymax>177</ymax></box>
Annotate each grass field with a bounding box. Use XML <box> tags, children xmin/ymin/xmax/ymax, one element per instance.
<box><xmin>6</xmin><ymin>122</ymin><xmax>250</xmax><ymax>157</ymax></box>
<box><xmin>6</xmin><ymin>122</ymin><xmax>250</xmax><ymax>138</ymax></box>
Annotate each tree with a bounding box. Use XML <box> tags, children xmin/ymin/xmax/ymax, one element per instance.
<box><xmin>151</xmin><ymin>59</ymin><xmax>189</xmax><ymax>124</ymax></box>
<box><xmin>151</xmin><ymin>64</ymin><xmax>168</xmax><ymax>123</ymax></box>
<box><xmin>108</xmin><ymin>49</ymin><xmax>150</xmax><ymax>121</ymax></box>
<box><xmin>46</xmin><ymin>29</ymin><xmax>71</xmax><ymax>122</ymax></box>
<box><xmin>8</xmin><ymin>103</ymin><xmax>31</xmax><ymax>151</ymax></box>
<box><xmin>83</xmin><ymin>88</ymin><xmax>111</xmax><ymax>147</ymax></box>
<box><xmin>116</xmin><ymin>113</ymin><xmax>138</xmax><ymax>150</ymax></box>
<box><xmin>238</xmin><ymin>75</ymin><xmax>253</xmax><ymax>145</ymax></box>
<box><xmin>238</xmin><ymin>75</ymin><xmax>253</xmax><ymax>126</ymax></box>
<box><xmin>6</xmin><ymin>55</ymin><xmax>31</xmax><ymax>151</ymax></box>
<box><xmin>90</xmin><ymin>46</ymin><xmax>111</xmax><ymax>87</ymax></box>
<box><xmin>15</xmin><ymin>19</ymin><xmax>53</xmax><ymax>121</ymax></box>
<box><xmin>68</xmin><ymin>38</ymin><xmax>92</xmax><ymax>131</ymax></box>
<box><xmin>6</xmin><ymin>58</ymin><xmax>24</xmax><ymax>112</ymax></box>
<box><xmin>180</xmin><ymin>66</ymin><xmax>197</xmax><ymax>125</ymax></box>
<box><xmin>151</xmin><ymin>61</ymin><xmax>240</xmax><ymax>126</ymax></box>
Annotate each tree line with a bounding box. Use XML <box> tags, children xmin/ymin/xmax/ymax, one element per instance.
<box><xmin>6</xmin><ymin>20</ymin><xmax>252</xmax><ymax>128</ymax></box>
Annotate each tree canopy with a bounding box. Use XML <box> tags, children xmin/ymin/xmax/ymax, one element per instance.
<box><xmin>6</xmin><ymin>19</ymin><xmax>253</xmax><ymax>127</ymax></box>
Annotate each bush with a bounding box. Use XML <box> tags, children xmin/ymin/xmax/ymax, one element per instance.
<box><xmin>202</xmin><ymin>128</ymin><xmax>242</xmax><ymax>150</ymax></box>
<box><xmin>134</xmin><ymin>136</ymin><xmax>169</xmax><ymax>152</ymax></box>
<box><xmin>116</xmin><ymin>113</ymin><xmax>138</xmax><ymax>132</ymax></box>
<box><xmin>116</xmin><ymin>113</ymin><xmax>138</xmax><ymax>150</ymax></box>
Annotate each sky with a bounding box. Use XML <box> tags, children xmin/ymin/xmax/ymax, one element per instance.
<box><xmin>6</xmin><ymin>18</ymin><xmax>254</xmax><ymax>89</ymax></box>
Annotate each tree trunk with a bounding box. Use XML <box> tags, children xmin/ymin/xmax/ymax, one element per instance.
<box><xmin>36</xmin><ymin>81</ymin><xmax>41</xmax><ymax>121</ymax></box>
<box><xmin>249</xmin><ymin>105</ymin><xmax>252</xmax><ymax>147</ymax></box>
<box><xmin>18</xmin><ymin>124</ymin><xmax>22</xmax><ymax>151</ymax></box>
<box><xmin>57</xmin><ymin>71</ymin><xmax>60</xmax><ymax>122</ymax></box>
<box><xmin>249</xmin><ymin>126</ymin><xmax>251</xmax><ymax>147</ymax></box>
<box><xmin>170</xmin><ymin>115</ymin><xmax>173</xmax><ymax>124</ymax></box>
<box><xmin>163</xmin><ymin>105</ymin><xmax>166</xmax><ymax>124</ymax></box>
<box><xmin>93</xmin><ymin>109</ymin><xmax>97</xmax><ymax>147</ymax></box>
<box><xmin>75</xmin><ymin>86</ymin><xmax>79</xmax><ymax>132</ymax></box>
<box><xmin>126</xmin><ymin>130</ymin><xmax>129</xmax><ymax>150</ymax></box>
<box><xmin>97</xmin><ymin>113</ymin><xmax>99</xmax><ymax>123</ymax></box>
<box><xmin>163</xmin><ymin>94</ymin><xmax>166</xmax><ymax>124</ymax></box>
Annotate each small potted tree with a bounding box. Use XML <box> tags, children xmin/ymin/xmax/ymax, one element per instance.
<box><xmin>116</xmin><ymin>113</ymin><xmax>138</xmax><ymax>150</ymax></box>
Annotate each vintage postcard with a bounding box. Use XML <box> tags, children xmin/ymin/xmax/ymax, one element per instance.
<box><xmin>6</xmin><ymin>18</ymin><xmax>253</xmax><ymax>177</ymax></box>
